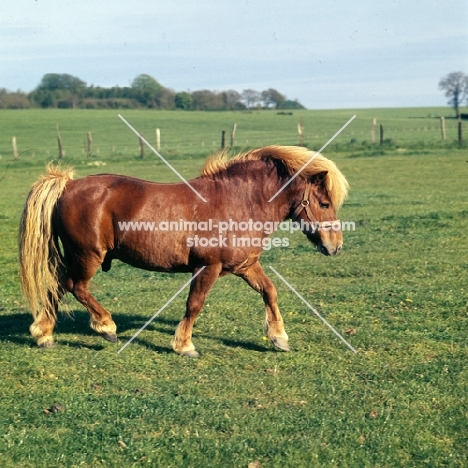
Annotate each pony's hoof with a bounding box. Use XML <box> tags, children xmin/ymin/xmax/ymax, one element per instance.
<box><xmin>38</xmin><ymin>339</ymin><xmax>55</xmax><ymax>348</ymax></box>
<box><xmin>181</xmin><ymin>349</ymin><xmax>200</xmax><ymax>358</ymax></box>
<box><xmin>271</xmin><ymin>337</ymin><xmax>290</xmax><ymax>352</ymax></box>
<box><xmin>102</xmin><ymin>333</ymin><xmax>118</xmax><ymax>343</ymax></box>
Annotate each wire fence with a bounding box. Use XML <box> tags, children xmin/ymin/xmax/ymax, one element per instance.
<box><xmin>0</xmin><ymin>111</ymin><xmax>464</xmax><ymax>162</ymax></box>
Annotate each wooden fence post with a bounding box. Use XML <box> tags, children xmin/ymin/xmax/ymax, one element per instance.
<box><xmin>440</xmin><ymin>117</ymin><xmax>446</xmax><ymax>141</ymax></box>
<box><xmin>297</xmin><ymin>119</ymin><xmax>304</xmax><ymax>146</ymax></box>
<box><xmin>230</xmin><ymin>123</ymin><xmax>237</xmax><ymax>147</ymax></box>
<box><xmin>87</xmin><ymin>131</ymin><xmax>93</xmax><ymax>156</ymax></box>
<box><xmin>221</xmin><ymin>130</ymin><xmax>226</xmax><ymax>149</ymax></box>
<box><xmin>56</xmin><ymin>124</ymin><xmax>64</xmax><ymax>159</ymax></box>
<box><xmin>371</xmin><ymin>118</ymin><xmax>377</xmax><ymax>143</ymax></box>
<box><xmin>156</xmin><ymin>128</ymin><xmax>161</xmax><ymax>152</ymax></box>
<box><xmin>458</xmin><ymin>119</ymin><xmax>463</xmax><ymax>143</ymax></box>
<box><xmin>379</xmin><ymin>124</ymin><xmax>384</xmax><ymax>146</ymax></box>
<box><xmin>139</xmin><ymin>134</ymin><xmax>145</xmax><ymax>159</ymax></box>
<box><xmin>12</xmin><ymin>136</ymin><xmax>19</xmax><ymax>160</ymax></box>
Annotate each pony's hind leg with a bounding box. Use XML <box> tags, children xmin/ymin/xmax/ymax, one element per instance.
<box><xmin>30</xmin><ymin>289</ymin><xmax>63</xmax><ymax>348</ymax></box>
<box><xmin>67</xmin><ymin>257</ymin><xmax>118</xmax><ymax>342</ymax></box>
<box><xmin>237</xmin><ymin>262</ymin><xmax>289</xmax><ymax>352</ymax></box>
<box><xmin>71</xmin><ymin>279</ymin><xmax>117</xmax><ymax>341</ymax></box>
<box><xmin>172</xmin><ymin>264</ymin><xmax>222</xmax><ymax>357</ymax></box>
<box><xmin>70</xmin><ymin>279</ymin><xmax>118</xmax><ymax>341</ymax></box>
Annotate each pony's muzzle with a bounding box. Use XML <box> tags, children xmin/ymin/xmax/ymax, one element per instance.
<box><xmin>317</xmin><ymin>242</ymin><xmax>342</xmax><ymax>257</ymax></box>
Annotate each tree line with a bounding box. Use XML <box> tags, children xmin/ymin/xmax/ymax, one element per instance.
<box><xmin>0</xmin><ymin>73</ymin><xmax>305</xmax><ymax>111</ymax></box>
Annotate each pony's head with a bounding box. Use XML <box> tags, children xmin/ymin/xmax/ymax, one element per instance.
<box><xmin>292</xmin><ymin>170</ymin><xmax>345</xmax><ymax>256</ymax></box>
<box><xmin>232</xmin><ymin>146</ymin><xmax>348</xmax><ymax>256</ymax></box>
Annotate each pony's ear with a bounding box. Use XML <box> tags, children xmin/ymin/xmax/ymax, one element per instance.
<box><xmin>309</xmin><ymin>171</ymin><xmax>328</xmax><ymax>185</ymax></box>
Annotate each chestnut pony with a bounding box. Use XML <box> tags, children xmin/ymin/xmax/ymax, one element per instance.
<box><xmin>19</xmin><ymin>145</ymin><xmax>348</xmax><ymax>356</ymax></box>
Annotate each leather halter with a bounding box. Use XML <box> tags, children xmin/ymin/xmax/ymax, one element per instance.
<box><xmin>291</xmin><ymin>183</ymin><xmax>340</xmax><ymax>229</ymax></box>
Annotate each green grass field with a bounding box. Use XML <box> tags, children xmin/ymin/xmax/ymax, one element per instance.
<box><xmin>0</xmin><ymin>108</ymin><xmax>467</xmax><ymax>467</ymax></box>
<box><xmin>0</xmin><ymin>107</ymin><xmax>463</xmax><ymax>163</ymax></box>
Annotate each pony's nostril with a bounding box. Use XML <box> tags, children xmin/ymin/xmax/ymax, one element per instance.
<box><xmin>317</xmin><ymin>244</ymin><xmax>330</xmax><ymax>256</ymax></box>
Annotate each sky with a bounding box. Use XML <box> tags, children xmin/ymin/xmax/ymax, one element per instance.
<box><xmin>1</xmin><ymin>0</ymin><xmax>467</xmax><ymax>109</ymax></box>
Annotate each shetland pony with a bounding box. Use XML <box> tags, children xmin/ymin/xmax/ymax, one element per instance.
<box><xmin>19</xmin><ymin>145</ymin><xmax>348</xmax><ymax>356</ymax></box>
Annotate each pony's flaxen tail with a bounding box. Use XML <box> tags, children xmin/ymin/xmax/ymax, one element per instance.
<box><xmin>19</xmin><ymin>164</ymin><xmax>74</xmax><ymax>326</ymax></box>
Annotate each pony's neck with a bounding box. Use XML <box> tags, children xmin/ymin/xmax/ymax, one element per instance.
<box><xmin>212</xmin><ymin>159</ymin><xmax>305</xmax><ymax>222</ymax></box>
<box><xmin>271</xmin><ymin>174</ymin><xmax>306</xmax><ymax>222</ymax></box>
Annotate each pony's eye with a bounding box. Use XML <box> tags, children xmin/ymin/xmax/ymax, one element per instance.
<box><xmin>319</xmin><ymin>202</ymin><xmax>330</xmax><ymax>209</ymax></box>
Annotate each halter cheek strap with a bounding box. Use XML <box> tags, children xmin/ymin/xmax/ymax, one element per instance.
<box><xmin>292</xmin><ymin>183</ymin><xmax>315</xmax><ymax>222</ymax></box>
<box><xmin>292</xmin><ymin>184</ymin><xmax>340</xmax><ymax>229</ymax></box>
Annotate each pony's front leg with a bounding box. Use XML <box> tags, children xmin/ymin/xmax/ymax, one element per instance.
<box><xmin>172</xmin><ymin>264</ymin><xmax>222</xmax><ymax>357</ymax></box>
<box><xmin>237</xmin><ymin>262</ymin><xmax>290</xmax><ymax>352</ymax></box>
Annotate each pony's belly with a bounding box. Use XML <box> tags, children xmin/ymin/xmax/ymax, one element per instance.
<box><xmin>113</xmin><ymin>231</ymin><xmax>191</xmax><ymax>271</ymax></box>
<box><xmin>113</xmin><ymin>229</ymin><xmax>264</xmax><ymax>273</ymax></box>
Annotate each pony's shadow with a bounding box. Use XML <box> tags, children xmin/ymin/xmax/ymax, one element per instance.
<box><xmin>0</xmin><ymin>308</ymin><xmax>171</xmax><ymax>351</ymax></box>
<box><xmin>148</xmin><ymin>318</ymin><xmax>269</xmax><ymax>353</ymax></box>
<box><xmin>57</xmin><ymin>310</ymin><xmax>176</xmax><ymax>353</ymax></box>
<box><xmin>0</xmin><ymin>310</ymin><xmax>37</xmax><ymax>347</ymax></box>
<box><xmin>0</xmin><ymin>308</ymin><xmax>268</xmax><ymax>353</ymax></box>
<box><xmin>215</xmin><ymin>338</ymin><xmax>267</xmax><ymax>353</ymax></box>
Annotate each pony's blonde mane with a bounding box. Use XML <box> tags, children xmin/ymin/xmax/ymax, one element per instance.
<box><xmin>201</xmin><ymin>145</ymin><xmax>349</xmax><ymax>208</ymax></box>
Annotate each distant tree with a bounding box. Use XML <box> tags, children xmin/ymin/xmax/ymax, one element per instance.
<box><xmin>191</xmin><ymin>90</ymin><xmax>223</xmax><ymax>110</ymax></box>
<box><xmin>241</xmin><ymin>89</ymin><xmax>262</xmax><ymax>109</ymax></box>
<box><xmin>438</xmin><ymin>71</ymin><xmax>468</xmax><ymax>117</ymax></box>
<box><xmin>30</xmin><ymin>73</ymin><xmax>86</xmax><ymax>108</ymax></box>
<box><xmin>157</xmin><ymin>88</ymin><xmax>176</xmax><ymax>110</ymax></box>
<box><xmin>221</xmin><ymin>90</ymin><xmax>242</xmax><ymax>110</ymax></box>
<box><xmin>261</xmin><ymin>88</ymin><xmax>286</xmax><ymax>108</ymax></box>
<box><xmin>175</xmin><ymin>91</ymin><xmax>193</xmax><ymax>110</ymax></box>
<box><xmin>278</xmin><ymin>99</ymin><xmax>305</xmax><ymax>110</ymax></box>
<box><xmin>0</xmin><ymin>88</ymin><xmax>30</xmax><ymax>109</ymax></box>
<box><xmin>37</xmin><ymin>73</ymin><xmax>86</xmax><ymax>92</ymax></box>
<box><xmin>30</xmin><ymin>89</ymin><xmax>54</xmax><ymax>108</ymax></box>
<box><xmin>131</xmin><ymin>74</ymin><xmax>163</xmax><ymax>107</ymax></box>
